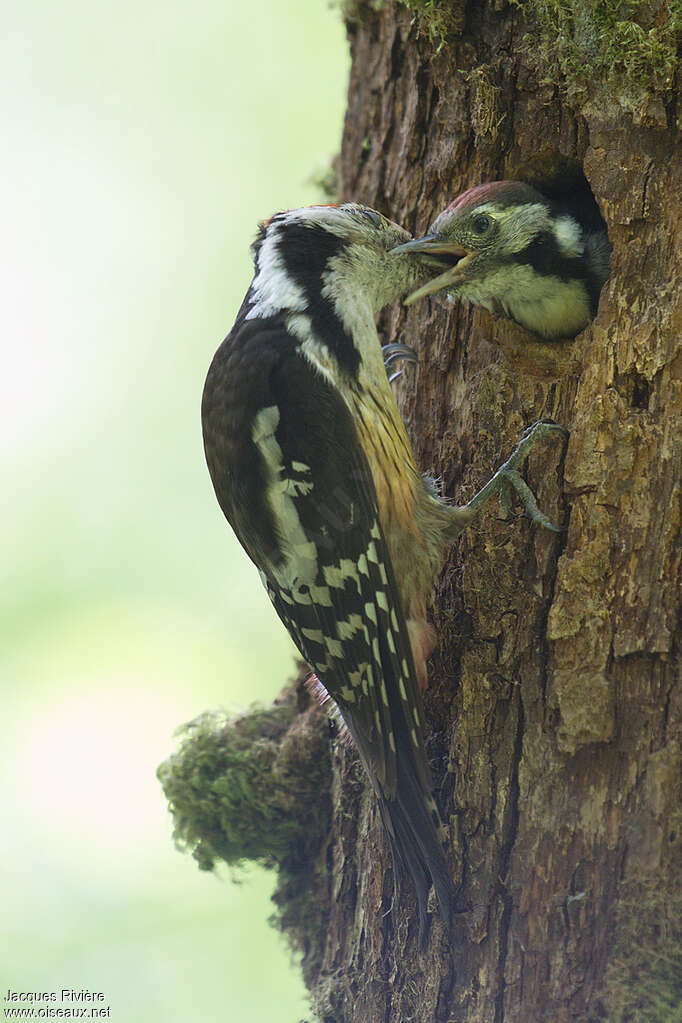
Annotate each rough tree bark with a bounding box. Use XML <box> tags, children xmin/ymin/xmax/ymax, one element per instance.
<box><xmin>160</xmin><ymin>3</ymin><xmax>681</xmax><ymax>1021</ymax></box>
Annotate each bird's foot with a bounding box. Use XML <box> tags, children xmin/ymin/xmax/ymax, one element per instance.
<box><xmin>382</xmin><ymin>342</ymin><xmax>417</xmax><ymax>383</ymax></box>
<box><xmin>449</xmin><ymin>421</ymin><xmax>568</xmax><ymax>536</ymax></box>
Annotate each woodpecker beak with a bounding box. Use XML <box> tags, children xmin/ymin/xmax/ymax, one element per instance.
<box><xmin>392</xmin><ymin>236</ymin><xmax>468</xmax><ymax>259</ymax></box>
<box><xmin>391</xmin><ymin>236</ymin><xmax>472</xmax><ymax>306</ymax></box>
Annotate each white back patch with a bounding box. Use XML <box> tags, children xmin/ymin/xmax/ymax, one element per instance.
<box><xmin>252</xmin><ymin>405</ymin><xmax>318</xmax><ymax>587</ymax></box>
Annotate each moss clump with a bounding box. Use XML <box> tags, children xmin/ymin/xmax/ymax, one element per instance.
<box><xmin>510</xmin><ymin>0</ymin><xmax>681</xmax><ymax>97</ymax></box>
<box><xmin>601</xmin><ymin>876</ymin><xmax>682</xmax><ymax>1022</ymax></box>
<box><xmin>157</xmin><ymin>690</ymin><xmax>331</xmax><ymax>871</ymax></box>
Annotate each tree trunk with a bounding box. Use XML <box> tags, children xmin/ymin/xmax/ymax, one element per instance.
<box><xmin>315</xmin><ymin>2</ymin><xmax>681</xmax><ymax>1019</ymax></box>
<box><xmin>160</xmin><ymin>3</ymin><xmax>681</xmax><ymax>1020</ymax></box>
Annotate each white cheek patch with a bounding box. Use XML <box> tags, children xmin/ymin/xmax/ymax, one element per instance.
<box><xmin>553</xmin><ymin>216</ymin><xmax>584</xmax><ymax>258</ymax></box>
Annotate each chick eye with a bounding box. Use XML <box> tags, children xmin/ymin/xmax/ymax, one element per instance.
<box><xmin>471</xmin><ymin>213</ymin><xmax>492</xmax><ymax>235</ymax></box>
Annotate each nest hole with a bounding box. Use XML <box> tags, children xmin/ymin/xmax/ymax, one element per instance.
<box><xmin>508</xmin><ymin>153</ymin><xmax>608</xmax><ymax>238</ymax></box>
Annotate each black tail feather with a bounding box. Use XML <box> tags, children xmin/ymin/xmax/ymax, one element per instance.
<box><xmin>379</xmin><ymin>761</ymin><xmax>457</xmax><ymax>945</ymax></box>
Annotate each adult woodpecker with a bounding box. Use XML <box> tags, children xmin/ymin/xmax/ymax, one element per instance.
<box><xmin>201</xmin><ymin>202</ymin><xmax>565</xmax><ymax>940</ymax></box>
<box><xmin>394</xmin><ymin>180</ymin><xmax>611</xmax><ymax>339</ymax></box>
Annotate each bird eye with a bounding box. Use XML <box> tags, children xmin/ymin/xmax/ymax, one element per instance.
<box><xmin>359</xmin><ymin>209</ymin><xmax>383</xmax><ymax>227</ymax></box>
<box><xmin>471</xmin><ymin>213</ymin><xmax>492</xmax><ymax>235</ymax></box>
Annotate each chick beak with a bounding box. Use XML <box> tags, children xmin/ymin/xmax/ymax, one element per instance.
<box><xmin>391</xmin><ymin>235</ymin><xmax>471</xmax><ymax>305</ymax></box>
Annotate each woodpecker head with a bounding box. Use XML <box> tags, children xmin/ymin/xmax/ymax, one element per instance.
<box><xmin>249</xmin><ymin>203</ymin><xmax>433</xmax><ymax>320</ymax></box>
<box><xmin>393</xmin><ymin>181</ymin><xmax>611</xmax><ymax>339</ymax></box>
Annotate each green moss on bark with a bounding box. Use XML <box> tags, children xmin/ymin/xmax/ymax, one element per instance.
<box><xmin>511</xmin><ymin>0</ymin><xmax>681</xmax><ymax>96</ymax></box>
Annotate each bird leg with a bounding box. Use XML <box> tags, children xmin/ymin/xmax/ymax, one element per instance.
<box><xmin>445</xmin><ymin>421</ymin><xmax>568</xmax><ymax>539</ymax></box>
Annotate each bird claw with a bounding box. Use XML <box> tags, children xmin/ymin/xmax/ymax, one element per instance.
<box><xmin>497</xmin><ymin>469</ymin><xmax>566</xmax><ymax>532</ymax></box>
<box><xmin>382</xmin><ymin>342</ymin><xmax>418</xmax><ymax>374</ymax></box>
<box><xmin>458</xmin><ymin>420</ymin><xmax>568</xmax><ymax>534</ymax></box>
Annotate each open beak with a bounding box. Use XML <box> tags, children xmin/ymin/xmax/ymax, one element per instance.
<box><xmin>391</xmin><ymin>235</ymin><xmax>471</xmax><ymax>306</ymax></box>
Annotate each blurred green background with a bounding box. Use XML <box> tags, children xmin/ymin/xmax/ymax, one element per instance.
<box><xmin>1</xmin><ymin>0</ymin><xmax>348</xmax><ymax>1018</ymax></box>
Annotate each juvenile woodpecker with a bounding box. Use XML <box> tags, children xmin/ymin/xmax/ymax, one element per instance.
<box><xmin>201</xmin><ymin>203</ymin><xmax>565</xmax><ymax>940</ymax></box>
<box><xmin>394</xmin><ymin>180</ymin><xmax>611</xmax><ymax>339</ymax></box>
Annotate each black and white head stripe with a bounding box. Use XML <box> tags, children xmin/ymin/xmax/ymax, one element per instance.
<box><xmin>243</xmin><ymin>204</ymin><xmax>416</xmax><ymax>376</ymax></box>
<box><xmin>246</xmin><ymin>207</ymin><xmax>370</xmax><ymax>374</ymax></box>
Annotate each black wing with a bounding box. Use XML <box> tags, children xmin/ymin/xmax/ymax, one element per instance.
<box><xmin>202</xmin><ymin>316</ymin><xmax>455</xmax><ymax>933</ymax></box>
